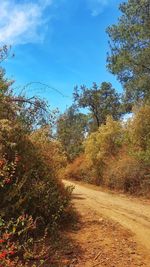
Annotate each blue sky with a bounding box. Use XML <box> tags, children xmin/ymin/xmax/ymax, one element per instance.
<box><xmin>0</xmin><ymin>0</ymin><xmax>123</xmax><ymax>111</ymax></box>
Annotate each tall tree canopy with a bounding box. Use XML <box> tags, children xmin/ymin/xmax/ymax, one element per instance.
<box><xmin>74</xmin><ymin>82</ymin><xmax>122</xmax><ymax>130</ymax></box>
<box><xmin>107</xmin><ymin>0</ymin><xmax>150</xmax><ymax>106</ymax></box>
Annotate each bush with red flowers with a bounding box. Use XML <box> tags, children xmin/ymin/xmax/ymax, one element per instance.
<box><xmin>0</xmin><ymin>46</ymin><xmax>73</xmax><ymax>266</ymax></box>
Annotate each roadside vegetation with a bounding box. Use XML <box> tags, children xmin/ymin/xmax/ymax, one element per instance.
<box><xmin>58</xmin><ymin>0</ymin><xmax>150</xmax><ymax>197</ymax></box>
<box><xmin>0</xmin><ymin>46</ymin><xmax>73</xmax><ymax>266</ymax></box>
<box><xmin>0</xmin><ymin>0</ymin><xmax>150</xmax><ymax>266</ymax></box>
<box><xmin>63</xmin><ymin>106</ymin><xmax>150</xmax><ymax>196</ymax></box>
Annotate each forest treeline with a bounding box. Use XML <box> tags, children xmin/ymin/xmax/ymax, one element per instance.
<box><xmin>57</xmin><ymin>0</ymin><xmax>150</xmax><ymax>196</ymax></box>
<box><xmin>0</xmin><ymin>0</ymin><xmax>150</xmax><ymax>266</ymax></box>
<box><xmin>61</xmin><ymin>106</ymin><xmax>150</xmax><ymax>195</ymax></box>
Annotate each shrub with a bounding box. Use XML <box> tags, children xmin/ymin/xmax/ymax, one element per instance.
<box><xmin>30</xmin><ymin>126</ymin><xmax>67</xmax><ymax>177</ymax></box>
<box><xmin>0</xmin><ymin>119</ymin><xmax>71</xmax><ymax>229</ymax></box>
<box><xmin>0</xmin><ymin>49</ymin><xmax>73</xmax><ymax>266</ymax></box>
<box><xmin>104</xmin><ymin>154</ymin><xmax>150</xmax><ymax>196</ymax></box>
<box><xmin>63</xmin><ymin>154</ymin><xmax>94</xmax><ymax>183</ymax></box>
<box><xmin>84</xmin><ymin>116</ymin><xmax>123</xmax><ymax>184</ymax></box>
<box><xmin>0</xmin><ymin>215</ymin><xmax>51</xmax><ymax>266</ymax></box>
<box><xmin>126</xmin><ymin>104</ymin><xmax>150</xmax><ymax>162</ymax></box>
<box><xmin>64</xmin><ymin>109</ymin><xmax>150</xmax><ymax>196</ymax></box>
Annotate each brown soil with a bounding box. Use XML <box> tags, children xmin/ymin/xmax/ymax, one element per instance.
<box><xmin>57</xmin><ymin>180</ymin><xmax>150</xmax><ymax>267</ymax></box>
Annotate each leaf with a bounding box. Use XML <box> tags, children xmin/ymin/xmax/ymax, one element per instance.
<box><xmin>13</xmin><ymin>226</ymin><xmax>16</xmax><ymax>233</ymax></box>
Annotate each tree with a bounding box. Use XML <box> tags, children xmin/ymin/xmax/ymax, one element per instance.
<box><xmin>0</xmin><ymin>45</ymin><xmax>13</xmax><ymax>63</ymax></box>
<box><xmin>74</xmin><ymin>82</ymin><xmax>122</xmax><ymax>130</ymax></box>
<box><xmin>0</xmin><ymin>47</ymin><xmax>69</xmax><ymax>221</ymax></box>
<box><xmin>84</xmin><ymin>116</ymin><xmax>123</xmax><ymax>184</ymax></box>
<box><xmin>107</xmin><ymin>0</ymin><xmax>150</xmax><ymax>107</ymax></box>
<box><xmin>126</xmin><ymin>104</ymin><xmax>150</xmax><ymax>162</ymax></box>
<box><xmin>0</xmin><ymin>45</ymin><xmax>73</xmax><ymax>266</ymax></box>
<box><xmin>57</xmin><ymin>105</ymin><xmax>88</xmax><ymax>161</ymax></box>
<box><xmin>30</xmin><ymin>125</ymin><xmax>67</xmax><ymax>175</ymax></box>
<box><xmin>0</xmin><ymin>68</ymin><xmax>15</xmax><ymax>121</ymax></box>
<box><xmin>0</xmin><ymin>69</ymin><xmax>52</xmax><ymax>132</ymax></box>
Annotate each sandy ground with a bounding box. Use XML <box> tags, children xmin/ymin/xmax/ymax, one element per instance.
<box><xmin>62</xmin><ymin>180</ymin><xmax>150</xmax><ymax>267</ymax></box>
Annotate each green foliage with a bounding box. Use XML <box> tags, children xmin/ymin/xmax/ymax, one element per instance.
<box><xmin>0</xmin><ymin>46</ymin><xmax>73</xmax><ymax>265</ymax></box>
<box><xmin>74</xmin><ymin>82</ymin><xmax>122</xmax><ymax>130</ymax></box>
<box><xmin>0</xmin><ymin>119</ymin><xmax>71</xmax><ymax>228</ymax></box>
<box><xmin>84</xmin><ymin>116</ymin><xmax>123</xmax><ymax>184</ymax></box>
<box><xmin>57</xmin><ymin>105</ymin><xmax>88</xmax><ymax>161</ymax></box>
<box><xmin>65</xmin><ymin>106</ymin><xmax>150</xmax><ymax>196</ymax></box>
<box><xmin>0</xmin><ymin>63</ymin><xmax>53</xmax><ymax>132</ymax></box>
<box><xmin>107</xmin><ymin>0</ymin><xmax>150</xmax><ymax>106</ymax></box>
<box><xmin>126</xmin><ymin>104</ymin><xmax>150</xmax><ymax>162</ymax></box>
<box><xmin>0</xmin><ymin>215</ymin><xmax>50</xmax><ymax>267</ymax></box>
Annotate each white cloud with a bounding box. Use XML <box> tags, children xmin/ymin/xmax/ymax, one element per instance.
<box><xmin>0</xmin><ymin>0</ymin><xmax>53</xmax><ymax>45</ymax></box>
<box><xmin>86</xmin><ymin>0</ymin><xmax>110</xmax><ymax>16</ymax></box>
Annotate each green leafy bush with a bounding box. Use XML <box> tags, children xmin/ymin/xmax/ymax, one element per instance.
<box><xmin>0</xmin><ymin>215</ymin><xmax>51</xmax><ymax>267</ymax></box>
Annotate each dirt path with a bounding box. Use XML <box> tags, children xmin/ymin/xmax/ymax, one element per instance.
<box><xmin>63</xmin><ymin>180</ymin><xmax>150</xmax><ymax>266</ymax></box>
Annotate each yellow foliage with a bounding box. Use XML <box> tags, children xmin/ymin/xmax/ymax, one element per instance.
<box><xmin>126</xmin><ymin>104</ymin><xmax>150</xmax><ymax>162</ymax></box>
<box><xmin>0</xmin><ymin>120</ymin><xmax>71</xmax><ymax>225</ymax></box>
<box><xmin>85</xmin><ymin>116</ymin><xmax>123</xmax><ymax>164</ymax></box>
<box><xmin>62</xmin><ymin>107</ymin><xmax>150</xmax><ymax>195</ymax></box>
<box><xmin>62</xmin><ymin>154</ymin><xmax>93</xmax><ymax>183</ymax></box>
<box><xmin>30</xmin><ymin>126</ymin><xmax>67</xmax><ymax>176</ymax></box>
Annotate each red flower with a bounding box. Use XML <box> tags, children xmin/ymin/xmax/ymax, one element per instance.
<box><xmin>3</xmin><ymin>233</ymin><xmax>11</xmax><ymax>240</ymax></box>
<box><xmin>4</xmin><ymin>178</ymin><xmax>11</xmax><ymax>184</ymax></box>
<box><xmin>15</xmin><ymin>156</ymin><xmax>21</xmax><ymax>163</ymax></box>
<box><xmin>9</xmin><ymin>251</ymin><xmax>15</xmax><ymax>255</ymax></box>
<box><xmin>0</xmin><ymin>251</ymin><xmax>7</xmax><ymax>259</ymax></box>
<box><xmin>0</xmin><ymin>239</ymin><xmax>4</xmax><ymax>243</ymax></box>
<box><xmin>0</xmin><ymin>160</ymin><xmax>5</xmax><ymax>167</ymax></box>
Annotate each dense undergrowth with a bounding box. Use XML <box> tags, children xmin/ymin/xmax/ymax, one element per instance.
<box><xmin>1</xmin><ymin>0</ymin><xmax>150</xmax><ymax>263</ymax></box>
<box><xmin>0</xmin><ymin>47</ymin><xmax>73</xmax><ymax>266</ymax></box>
<box><xmin>57</xmin><ymin>0</ymin><xmax>150</xmax><ymax>198</ymax></box>
<box><xmin>63</xmin><ymin>106</ymin><xmax>150</xmax><ymax>197</ymax></box>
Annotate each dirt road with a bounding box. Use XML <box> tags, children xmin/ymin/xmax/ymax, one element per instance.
<box><xmin>63</xmin><ymin>180</ymin><xmax>150</xmax><ymax>266</ymax></box>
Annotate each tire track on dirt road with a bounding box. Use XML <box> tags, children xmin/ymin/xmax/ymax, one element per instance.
<box><xmin>64</xmin><ymin>180</ymin><xmax>150</xmax><ymax>252</ymax></box>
